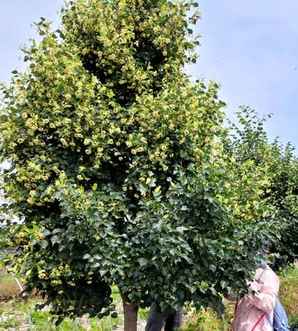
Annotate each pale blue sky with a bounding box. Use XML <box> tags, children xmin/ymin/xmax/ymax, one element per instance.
<box><xmin>0</xmin><ymin>1</ymin><xmax>297</xmax><ymax>148</ymax></box>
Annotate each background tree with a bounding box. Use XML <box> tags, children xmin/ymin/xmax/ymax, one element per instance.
<box><xmin>0</xmin><ymin>1</ymin><xmax>275</xmax><ymax>330</ymax></box>
<box><xmin>226</xmin><ymin>107</ymin><xmax>298</xmax><ymax>270</ymax></box>
<box><xmin>266</xmin><ymin>142</ymin><xmax>298</xmax><ymax>269</ymax></box>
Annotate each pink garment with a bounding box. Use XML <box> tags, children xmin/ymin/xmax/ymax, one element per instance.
<box><xmin>232</xmin><ymin>266</ymin><xmax>280</xmax><ymax>331</ymax></box>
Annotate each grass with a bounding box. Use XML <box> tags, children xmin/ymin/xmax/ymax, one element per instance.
<box><xmin>279</xmin><ymin>266</ymin><xmax>298</xmax><ymax>327</ymax></box>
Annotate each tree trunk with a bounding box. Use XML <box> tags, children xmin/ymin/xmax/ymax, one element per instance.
<box><xmin>122</xmin><ymin>298</ymin><xmax>139</xmax><ymax>331</ymax></box>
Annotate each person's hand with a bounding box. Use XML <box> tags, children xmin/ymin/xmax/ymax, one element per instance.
<box><xmin>248</xmin><ymin>280</ymin><xmax>261</xmax><ymax>294</ymax></box>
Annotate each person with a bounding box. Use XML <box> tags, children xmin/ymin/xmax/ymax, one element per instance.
<box><xmin>145</xmin><ymin>303</ymin><xmax>183</xmax><ymax>331</ymax></box>
<box><xmin>232</xmin><ymin>263</ymin><xmax>279</xmax><ymax>331</ymax></box>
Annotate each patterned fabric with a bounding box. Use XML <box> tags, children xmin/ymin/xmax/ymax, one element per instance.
<box><xmin>232</xmin><ymin>266</ymin><xmax>280</xmax><ymax>331</ymax></box>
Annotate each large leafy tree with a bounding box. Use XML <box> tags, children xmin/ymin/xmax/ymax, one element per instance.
<box><xmin>0</xmin><ymin>1</ymin><xmax>273</xmax><ymax>329</ymax></box>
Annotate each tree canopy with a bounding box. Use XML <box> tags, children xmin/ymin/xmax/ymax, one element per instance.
<box><xmin>0</xmin><ymin>1</ymin><xmax>279</xmax><ymax>329</ymax></box>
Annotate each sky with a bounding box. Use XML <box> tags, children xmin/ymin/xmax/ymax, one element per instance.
<box><xmin>0</xmin><ymin>0</ymin><xmax>297</xmax><ymax>149</ymax></box>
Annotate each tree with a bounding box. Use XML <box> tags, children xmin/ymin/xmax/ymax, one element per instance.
<box><xmin>0</xmin><ymin>1</ymin><xmax>273</xmax><ymax>330</ymax></box>
<box><xmin>265</xmin><ymin>142</ymin><xmax>298</xmax><ymax>269</ymax></box>
<box><xmin>226</xmin><ymin>107</ymin><xmax>298</xmax><ymax>270</ymax></box>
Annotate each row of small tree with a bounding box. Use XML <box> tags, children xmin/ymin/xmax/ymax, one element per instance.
<box><xmin>0</xmin><ymin>1</ymin><xmax>297</xmax><ymax>330</ymax></box>
<box><xmin>226</xmin><ymin>107</ymin><xmax>298</xmax><ymax>270</ymax></box>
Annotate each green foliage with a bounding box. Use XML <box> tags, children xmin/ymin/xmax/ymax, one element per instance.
<box><xmin>183</xmin><ymin>307</ymin><xmax>229</xmax><ymax>331</ymax></box>
<box><xmin>226</xmin><ymin>107</ymin><xmax>298</xmax><ymax>269</ymax></box>
<box><xmin>268</xmin><ymin>144</ymin><xmax>298</xmax><ymax>269</ymax></box>
<box><xmin>0</xmin><ymin>0</ymin><xmax>274</xmax><ymax>324</ymax></box>
<box><xmin>0</xmin><ymin>228</ymin><xmax>8</xmax><ymax>250</ymax></box>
